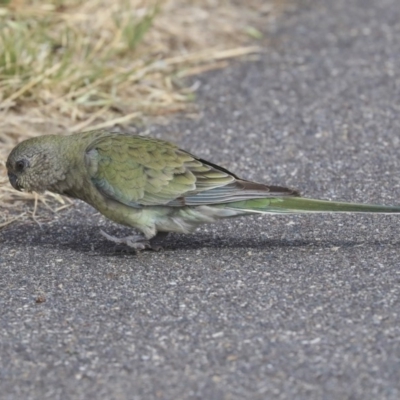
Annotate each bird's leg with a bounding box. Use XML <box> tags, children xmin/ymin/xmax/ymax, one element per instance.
<box><xmin>100</xmin><ymin>230</ymin><xmax>168</xmax><ymax>251</ymax></box>
<box><xmin>149</xmin><ymin>231</ymin><xmax>169</xmax><ymax>251</ymax></box>
<box><xmin>100</xmin><ymin>229</ymin><xmax>150</xmax><ymax>250</ymax></box>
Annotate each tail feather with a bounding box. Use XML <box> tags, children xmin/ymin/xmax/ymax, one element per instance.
<box><xmin>218</xmin><ymin>197</ymin><xmax>400</xmax><ymax>214</ymax></box>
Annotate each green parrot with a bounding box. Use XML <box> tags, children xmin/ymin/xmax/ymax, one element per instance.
<box><xmin>6</xmin><ymin>129</ymin><xmax>400</xmax><ymax>250</ymax></box>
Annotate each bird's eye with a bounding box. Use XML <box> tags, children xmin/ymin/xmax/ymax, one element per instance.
<box><xmin>15</xmin><ymin>159</ymin><xmax>28</xmax><ymax>172</ymax></box>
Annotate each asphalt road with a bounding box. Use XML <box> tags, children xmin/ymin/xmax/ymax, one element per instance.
<box><xmin>1</xmin><ymin>0</ymin><xmax>400</xmax><ymax>399</ymax></box>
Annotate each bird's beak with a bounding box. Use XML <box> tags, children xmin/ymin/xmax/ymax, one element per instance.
<box><xmin>8</xmin><ymin>172</ymin><xmax>21</xmax><ymax>191</ymax></box>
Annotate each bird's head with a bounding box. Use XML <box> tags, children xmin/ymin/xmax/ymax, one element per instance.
<box><xmin>6</xmin><ymin>135</ymin><xmax>66</xmax><ymax>193</ymax></box>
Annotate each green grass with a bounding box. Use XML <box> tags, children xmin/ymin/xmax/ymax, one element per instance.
<box><xmin>0</xmin><ymin>1</ymin><xmax>159</xmax><ymax>105</ymax></box>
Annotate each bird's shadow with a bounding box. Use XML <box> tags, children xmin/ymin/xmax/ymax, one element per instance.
<box><xmin>1</xmin><ymin>222</ymin><xmax>397</xmax><ymax>255</ymax></box>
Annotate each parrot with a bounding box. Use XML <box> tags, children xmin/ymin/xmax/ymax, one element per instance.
<box><xmin>6</xmin><ymin>129</ymin><xmax>400</xmax><ymax>250</ymax></box>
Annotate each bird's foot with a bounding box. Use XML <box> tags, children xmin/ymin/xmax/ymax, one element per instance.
<box><xmin>148</xmin><ymin>231</ymin><xmax>169</xmax><ymax>252</ymax></box>
<box><xmin>100</xmin><ymin>230</ymin><xmax>150</xmax><ymax>251</ymax></box>
<box><xmin>100</xmin><ymin>230</ymin><xmax>168</xmax><ymax>251</ymax></box>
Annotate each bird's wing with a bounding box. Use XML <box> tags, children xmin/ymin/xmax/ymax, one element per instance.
<box><xmin>85</xmin><ymin>133</ymin><xmax>298</xmax><ymax>208</ymax></box>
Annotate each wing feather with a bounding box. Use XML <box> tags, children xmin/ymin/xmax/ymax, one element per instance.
<box><xmin>85</xmin><ymin>133</ymin><xmax>298</xmax><ymax>208</ymax></box>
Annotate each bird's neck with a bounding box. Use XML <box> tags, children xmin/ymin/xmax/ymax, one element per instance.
<box><xmin>47</xmin><ymin>134</ymin><xmax>90</xmax><ymax>198</ymax></box>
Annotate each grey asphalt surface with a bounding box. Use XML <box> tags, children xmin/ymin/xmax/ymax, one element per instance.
<box><xmin>2</xmin><ymin>0</ymin><xmax>400</xmax><ymax>399</ymax></box>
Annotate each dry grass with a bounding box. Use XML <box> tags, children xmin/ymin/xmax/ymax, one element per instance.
<box><xmin>0</xmin><ymin>0</ymin><xmax>280</xmax><ymax>228</ymax></box>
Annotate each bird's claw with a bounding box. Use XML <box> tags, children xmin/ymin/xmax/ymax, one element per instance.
<box><xmin>100</xmin><ymin>230</ymin><xmax>166</xmax><ymax>251</ymax></box>
<box><xmin>100</xmin><ymin>230</ymin><xmax>151</xmax><ymax>251</ymax></box>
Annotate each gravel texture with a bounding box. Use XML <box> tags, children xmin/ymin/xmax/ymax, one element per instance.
<box><xmin>1</xmin><ymin>0</ymin><xmax>400</xmax><ymax>399</ymax></box>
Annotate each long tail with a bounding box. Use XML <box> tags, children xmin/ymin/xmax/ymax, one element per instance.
<box><xmin>218</xmin><ymin>197</ymin><xmax>400</xmax><ymax>214</ymax></box>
